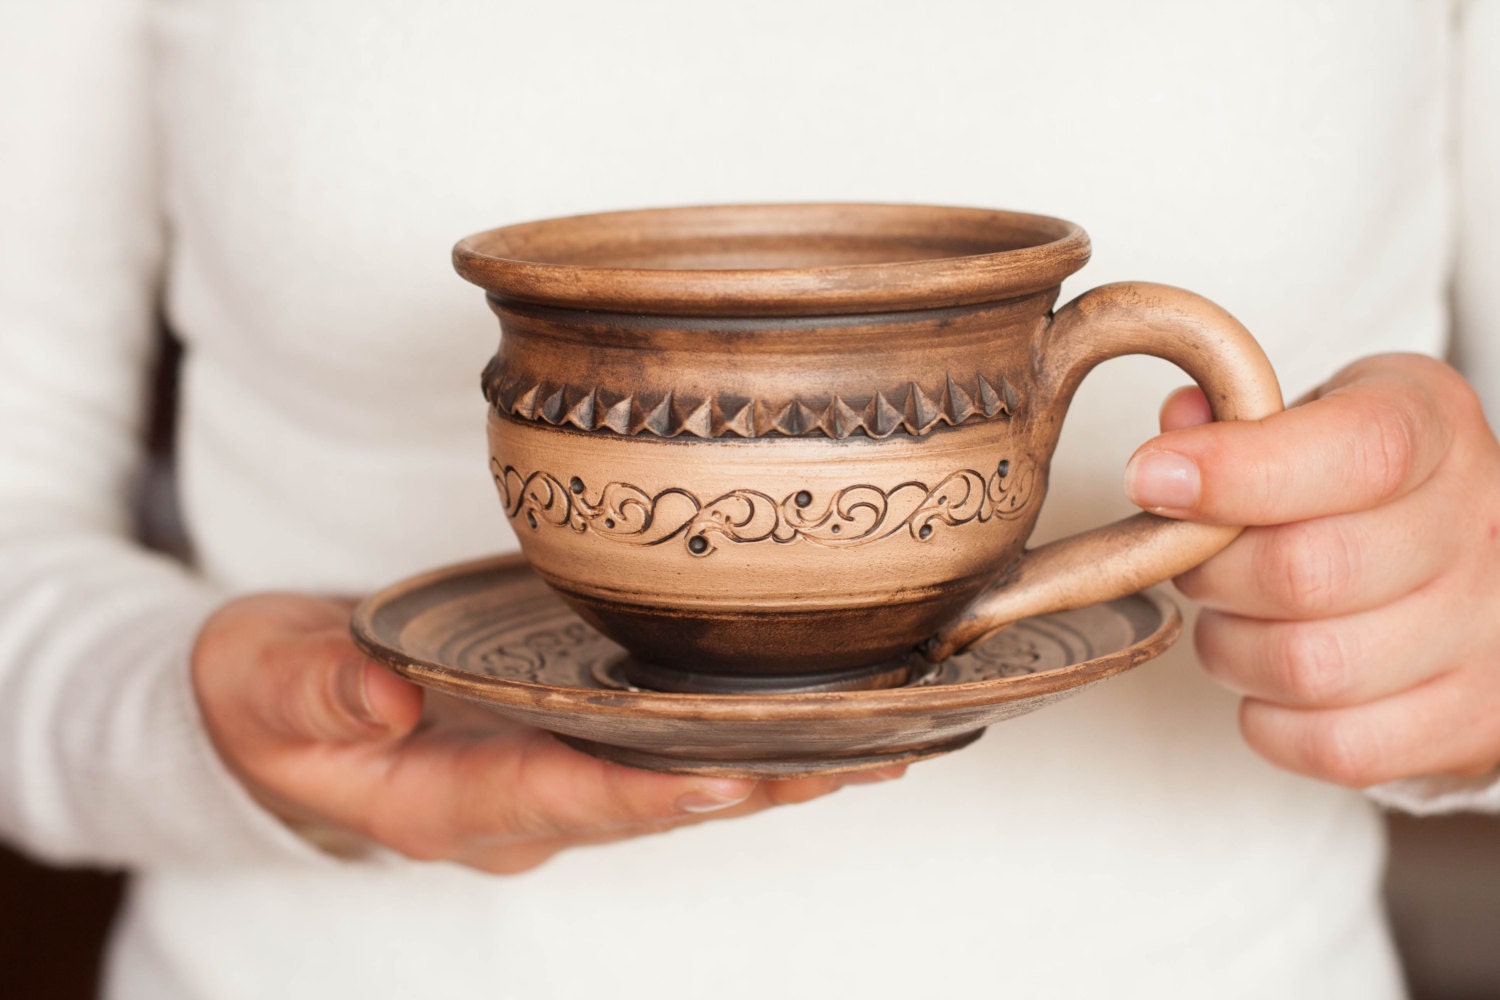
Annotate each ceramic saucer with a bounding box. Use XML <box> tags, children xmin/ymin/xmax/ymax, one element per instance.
<box><xmin>351</xmin><ymin>554</ymin><xmax>1181</xmax><ymax>777</ymax></box>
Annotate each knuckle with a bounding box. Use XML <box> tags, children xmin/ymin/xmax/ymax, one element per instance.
<box><xmin>1357</xmin><ymin>397</ymin><xmax>1421</xmax><ymax>500</ymax></box>
<box><xmin>494</xmin><ymin>790</ymin><xmax>566</xmax><ymax>843</ymax></box>
<box><xmin>1262</xmin><ymin>523</ymin><xmax>1357</xmax><ymax>617</ymax></box>
<box><xmin>585</xmin><ymin>772</ymin><xmax>681</xmax><ymax>832</ymax></box>
<box><xmin>1273</xmin><ymin>626</ymin><xmax>1350</xmax><ymax>704</ymax></box>
<box><xmin>493</xmin><ymin>738</ymin><xmax>584</xmax><ymax>838</ymax></box>
<box><xmin>1302</xmin><ymin>714</ymin><xmax>1384</xmax><ymax>788</ymax></box>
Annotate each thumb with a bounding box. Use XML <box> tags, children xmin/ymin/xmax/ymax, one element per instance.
<box><xmin>260</xmin><ymin>632</ymin><xmax>425</xmax><ymax>743</ymax></box>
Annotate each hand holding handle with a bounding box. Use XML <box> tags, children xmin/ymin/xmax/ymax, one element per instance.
<box><xmin>923</xmin><ymin>282</ymin><xmax>1283</xmax><ymax>662</ymax></box>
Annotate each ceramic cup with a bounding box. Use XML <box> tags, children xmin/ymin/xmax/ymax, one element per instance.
<box><xmin>454</xmin><ymin>204</ymin><xmax>1282</xmax><ymax>693</ymax></box>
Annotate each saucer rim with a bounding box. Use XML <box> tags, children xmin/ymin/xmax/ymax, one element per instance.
<box><xmin>351</xmin><ymin>553</ymin><xmax>1180</xmax><ymax>722</ymax></box>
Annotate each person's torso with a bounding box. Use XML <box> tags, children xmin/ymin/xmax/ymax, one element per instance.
<box><xmin>122</xmin><ymin>2</ymin><xmax>1449</xmax><ymax>996</ymax></box>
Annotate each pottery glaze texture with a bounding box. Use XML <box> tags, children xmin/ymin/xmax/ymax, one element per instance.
<box><xmin>457</xmin><ymin>204</ymin><xmax>1281</xmax><ymax>691</ymax></box>
<box><xmin>484</xmin><ymin>295</ymin><xmax>1061</xmax><ymax>677</ymax></box>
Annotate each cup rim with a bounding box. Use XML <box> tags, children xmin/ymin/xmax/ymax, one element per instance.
<box><xmin>453</xmin><ymin>202</ymin><xmax>1091</xmax><ymax>317</ymax></box>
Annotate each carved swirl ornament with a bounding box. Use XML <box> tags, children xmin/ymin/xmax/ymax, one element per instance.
<box><xmin>483</xmin><ymin>358</ymin><xmax>1021</xmax><ymax>440</ymax></box>
<box><xmin>492</xmin><ymin>458</ymin><xmax>1035</xmax><ymax>557</ymax></box>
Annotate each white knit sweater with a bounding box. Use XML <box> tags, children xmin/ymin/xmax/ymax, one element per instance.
<box><xmin>2</xmin><ymin>2</ymin><xmax>1497</xmax><ymax>997</ymax></box>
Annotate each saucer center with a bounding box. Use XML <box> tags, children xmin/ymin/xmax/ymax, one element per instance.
<box><xmin>610</xmin><ymin>656</ymin><xmax>921</xmax><ymax>694</ymax></box>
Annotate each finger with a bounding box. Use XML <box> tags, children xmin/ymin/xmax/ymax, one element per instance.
<box><xmin>1158</xmin><ymin>385</ymin><xmax>1212</xmax><ymax>433</ymax></box>
<box><xmin>203</xmin><ymin>600</ymin><xmax>903</xmax><ymax>871</ymax></box>
<box><xmin>840</xmin><ymin>763</ymin><xmax>910</xmax><ymax>786</ymax></box>
<box><xmin>196</xmin><ymin>595</ymin><xmax>424</xmax><ymax>748</ymax></box>
<box><xmin>1125</xmin><ymin>354</ymin><xmax>1460</xmax><ymax>525</ymax></box>
<box><xmin>1174</xmin><ymin>479</ymin><xmax>1463</xmax><ymax>620</ymax></box>
<box><xmin>306</xmin><ymin>728</ymin><xmax>755</xmax><ymax>861</ymax></box>
<box><xmin>465</xmin><ymin>744</ymin><xmax>904</xmax><ymax>832</ymax></box>
<box><xmin>1193</xmin><ymin>579</ymin><xmax>1465</xmax><ymax>709</ymax></box>
<box><xmin>257</xmin><ymin>732</ymin><xmax>749</xmax><ymax>869</ymax></box>
<box><xmin>298</xmin><ymin>725</ymin><xmax>897</xmax><ymax>867</ymax></box>
<box><xmin>459</xmin><ymin>764</ymin><xmax>908</xmax><ymax>873</ymax></box>
<box><xmin>257</xmin><ymin>630</ymin><xmax>424</xmax><ymax>744</ymax></box>
<box><xmin>1238</xmin><ymin>666</ymin><xmax>1500</xmax><ymax>787</ymax></box>
<box><xmin>453</xmin><ymin>730</ymin><xmax>763</xmax><ymax>837</ymax></box>
<box><xmin>751</xmin><ymin>764</ymin><xmax>906</xmax><ymax>806</ymax></box>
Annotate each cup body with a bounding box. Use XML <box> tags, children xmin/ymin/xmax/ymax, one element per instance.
<box><xmin>458</xmin><ymin>204</ymin><xmax>1093</xmax><ymax>688</ymax></box>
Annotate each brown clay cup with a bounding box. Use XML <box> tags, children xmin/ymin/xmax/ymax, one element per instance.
<box><xmin>454</xmin><ymin>204</ymin><xmax>1282</xmax><ymax>693</ymax></box>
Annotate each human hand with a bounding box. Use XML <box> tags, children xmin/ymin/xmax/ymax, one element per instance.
<box><xmin>192</xmin><ymin>594</ymin><xmax>900</xmax><ymax>873</ymax></box>
<box><xmin>1124</xmin><ymin>353</ymin><xmax>1500</xmax><ymax>787</ymax></box>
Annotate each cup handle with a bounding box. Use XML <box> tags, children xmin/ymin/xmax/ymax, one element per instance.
<box><xmin>921</xmin><ymin>281</ymin><xmax>1284</xmax><ymax>662</ymax></box>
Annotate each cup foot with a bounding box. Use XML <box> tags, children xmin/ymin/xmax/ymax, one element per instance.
<box><xmin>618</xmin><ymin>655</ymin><xmax>920</xmax><ymax>694</ymax></box>
<box><xmin>556</xmin><ymin>728</ymin><xmax>986</xmax><ymax>778</ymax></box>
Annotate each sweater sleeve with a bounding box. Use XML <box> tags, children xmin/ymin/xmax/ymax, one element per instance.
<box><xmin>1451</xmin><ymin>1</ymin><xmax>1500</xmax><ymax>415</ymax></box>
<box><xmin>0</xmin><ymin>1</ymin><xmax>327</xmax><ymax>867</ymax></box>
<box><xmin>1366</xmin><ymin>0</ymin><xmax>1500</xmax><ymax>817</ymax></box>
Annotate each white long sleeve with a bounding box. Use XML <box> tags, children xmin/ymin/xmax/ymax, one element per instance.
<box><xmin>1452</xmin><ymin>0</ymin><xmax>1500</xmax><ymax>416</ymax></box>
<box><xmin>0</xmin><ymin>1</ymin><xmax>322</xmax><ymax>868</ymax></box>
<box><xmin>1367</xmin><ymin>0</ymin><xmax>1500</xmax><ymax>816</ymax></box>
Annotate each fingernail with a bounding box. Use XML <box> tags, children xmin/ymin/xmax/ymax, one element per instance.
<box><xmin>337</xmin><ymin>659</ymin><xmax>385</xmax><ymax>727</ymax></box>
<box><xmin>1124</xmin><ymin>451</ymin><xmax>1200</xmax><ymax>510</ymax></box>
<box><xmin>676</xmin><ymin>786</ymin><xmax>754</xmax><ymax>814</ymax></box>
